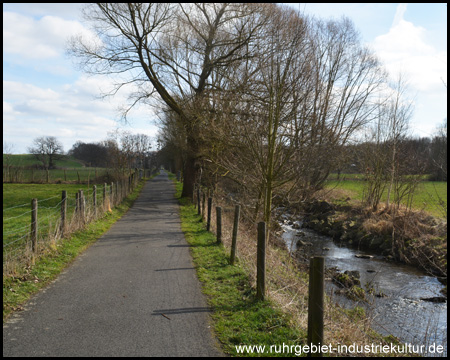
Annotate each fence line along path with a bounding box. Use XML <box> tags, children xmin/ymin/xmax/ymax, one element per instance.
<box><xmin>3</xmin><ymin>171</ymin><xmax>223</xmax><ymax>357</ymax></box>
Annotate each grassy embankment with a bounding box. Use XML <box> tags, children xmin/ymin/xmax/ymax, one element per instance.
<box><xmin>3</xmin><ymin>178</ymin><xmax>149</xmax><ymax>321</ymax></box>
<box><xmin>172</xmin><ymin>174</ymin><xmax>403</xmax><ymax>357</ymax></box>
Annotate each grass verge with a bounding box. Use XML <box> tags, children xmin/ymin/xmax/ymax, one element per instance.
<box><xmin>173</xmin><ymin>177</ymin><xmax>304</xmax><ymax>357</ymax></box>
<box><xmin>3</xmin><ymin>178</ymin><xmax>149</xmax><ymax>322</ymax></box>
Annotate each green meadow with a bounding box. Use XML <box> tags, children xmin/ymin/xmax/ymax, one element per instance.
<box><xmin>3</xmin><ymin>154</ymin><xmax>110</xmax><ymax>183</ymax></box>
<box><xmin>325</xmin><ymin>178</ymin><xmax>447</xmax><ymax>218</ymax></box>
<box><xmin>3</xmin><ymin>183</ymin><xmax>103</xmax><ymax>249</ymax></box>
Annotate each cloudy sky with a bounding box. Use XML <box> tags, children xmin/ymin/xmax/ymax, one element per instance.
<box><xmin>3</xmin><ymin>3</ymin><xmax>447</xmax><ymax>154</ymax></box>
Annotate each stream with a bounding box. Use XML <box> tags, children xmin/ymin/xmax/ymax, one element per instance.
<box><xmin>280</xmin><ymin>216</ymin><xmax>447</xmax><ymax>356</ymax></box>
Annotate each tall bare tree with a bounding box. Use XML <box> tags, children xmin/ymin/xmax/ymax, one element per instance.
<box><xmin>292</xmin><ymin>17</ymin><xmax>386</xmax><ymax>197</ymax></box>
<box><xmin>383</xmin><ymin>75</ymin><xmax>413</xmax><ymax>209</ymax></box>
<box><xmin>207</xmin><ymin>9</ymin><xmax>386</xmax><ymax>235</ymax></box>
<box><xmin>69</xmin><ymin>3</ymin><xmax>266</xmax><ymax>198</ymax></box>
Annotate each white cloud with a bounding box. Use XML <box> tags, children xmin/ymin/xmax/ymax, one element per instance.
<box><xmin>372</xmin><ymin>15</ymin><xmax>447</xmax><ymax>93</ymax></box>
<box><xmin>3</xmin><ymin>11</ymin><xmax>96</xmax><ymax>60</ymax></box>
<box><xmin>3</xmin><ymin>75</ymin><xmax>158</xmax><ymax>153</ymax></box>
<box><xmin>392</xmin><ymin>3</ymin><xmax>407</xmax><ymax>28</ymax></box>
<box><xmin>3</xmin><ymin>3</ymin><xmax>84</xmax><ymax>20</ymax></box>
<box><xmin>4</xmin><ymin>81</ymin><xmax>60</xmax><ymax>101</ymax></box>
<box><xmin>3</xmin><ymin>78</ymin><xmax>116</xmax><ymax>152</ymax></box>
<box><xmin>370</xmin><ymin>8</ymin><xmax>447</xmax><ymax>138</ymax></box>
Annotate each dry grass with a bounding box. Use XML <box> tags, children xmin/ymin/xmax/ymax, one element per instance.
<box><xmin>314</xmin><ymin>186</ymin><xmax>447</xmax><ymax>277</ymax></box>
<box><xmin>203</xmin><ymin>190</ymin><xmax>409</xmax><ymax>357</ymax></box>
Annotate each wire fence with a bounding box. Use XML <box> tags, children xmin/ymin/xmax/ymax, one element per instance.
<box><xmin>2</xmin><ymin>167</ymin><xmax>113</xmax><ymax>184</ymax></box>
<box><xmin>3</xmin><ymin>172</ymin><xmax>142</xmax><ymax>276</ymax></box>
<box><xmin>193</xmin><ymin>183</ymin><xmax>447</xmax><ymax>357</ymax></box>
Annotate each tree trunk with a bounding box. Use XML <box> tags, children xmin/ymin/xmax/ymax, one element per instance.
<box><xmin>181</xmin><ymin>134</ymin><xmax>199</xmax><ymax>200</ymax></box>
<box><xmin>182</xmin><ymin>154</ymin><xmax>197</xmax><ymax>199</ymax></box>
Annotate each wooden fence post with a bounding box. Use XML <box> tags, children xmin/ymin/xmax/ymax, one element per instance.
<box><xmin>308</xmin><ymin>256</ymin><xmax>325</xmax><ymax>357</ymax></box>
<box><xmin>207</xmin><ymin>197</ymin><xmax>212</xmax><ymax>231</ymax></box>
<box><xmin>61</xmin><ymin>190</ymin><xmax>67</xmax><ymax>237</ymax></box>
<box><xmin>256</xmin><ymin>221</ymin><xmax>266</xmax><ymax>301</ymax></box>
<box><xmin>103</xmin><ymin>183</ymin><xmax>107</xmax><ymax>210</ymax></box>
<box><xmin>216</xmin><ymin>207</ymin><xmax>222</xmax><ymax>244</ymax></box>
<box><xmin>197</xmin><ymin>188</ymin><xmax>201</xmax><ymax>215</ymax></box>
<box><xmin>79</xmin><ymin>190</ymin><xmax>85</xmax><ymax>224</ymax></box>
<box><xmin>110</xmin><ymin>182</ymin><xmax>114</xmax><ymax>207</ymax></box>
<box><xmin>93</xmin><ymin>185</ymin><xmax>97</xmax><ymax>218</ymax></box>
<box><xmin>230</xmin><ymin>205</ymin><xmax>240</xmax><ymax>265</ymax></box>
<box><xmin>31</xmin><ymin>198</ymin><xmax>38</xmax><ymax>254</ymax></box>
<box><xmin>75</xmin><ymin>191</ymin><xmax>79</xmax><ymax>215</ymax></box>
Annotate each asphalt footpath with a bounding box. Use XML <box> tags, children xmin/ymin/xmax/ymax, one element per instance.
<box><xmin>3</xmin><ymin>171</ymin><xmax>223</xmax><ymax>357</ymax></box>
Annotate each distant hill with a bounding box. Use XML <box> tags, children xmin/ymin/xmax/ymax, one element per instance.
<box><xmin>3</xmin><ymin>154</ymin><xmax>86</xmax><ymax>168</ymax></box>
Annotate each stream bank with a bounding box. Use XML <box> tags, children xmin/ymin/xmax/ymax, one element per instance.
<box><xmin>275</xmin><ymin>203</ymin><xmax>447</xmax><ymax>355</ymax></box>
<box><xmin>299</xmin><ymin>200</ymin><xmax>447</xmax><ymax>283</ymax></box>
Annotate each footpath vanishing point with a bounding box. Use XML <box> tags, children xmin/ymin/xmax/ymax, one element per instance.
<box><xmin>3</xmin><ymin>171</ymin><xmax>223</xmax><ymax>357</ymax></box>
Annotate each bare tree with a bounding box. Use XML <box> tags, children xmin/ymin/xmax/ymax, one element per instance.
<box><xmin>430</xmin><ymin>119</ymin><xmax>447</xmax><ymax>181</ymax></box>
<box><xmin>292</xmin><ymin>17</ymin><xmax>386</xmax><ymax>197</ymax></box>
<box><xmin>133</xmin><ymin>133</ymin><xmax>153</xmax><ymax>172</ymax></box>
<box><xmin>383</xmin><ymin>75</ymin><xmax>413</xmax><ymax>209</ymax></box>
<box><xmin>28</xmin><ymin>136</ymin><xmax>64</xmax><ymax>170</ymax></box>
<box><xmin>217</xmin><ymin>5</ymin><xmax>312</xmax><ymax>228</ymax></box>
<box><xmin>207</xmin><ymin>10</ymin><xmax>386</xmax><ymax>235</ymax></box>
<box><xmin>361</xmin><ymin>75</ymin><xmax>414</xmax><ymax>211</ymax></box>
<box><xmin>68</xmin><ymin>3</ymin><xmax>266</xmax><ymax>198</ymax></box>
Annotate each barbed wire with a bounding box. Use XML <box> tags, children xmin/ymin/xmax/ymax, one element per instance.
<box><xmin>3</xmin><ymin>179</ymin><xmax>137</xmax><ymax>276</ymax></box>
<box><xmin>3</xmin><ymin>202</ymin><xmax>30</xmax><ymax>212</ymax></box>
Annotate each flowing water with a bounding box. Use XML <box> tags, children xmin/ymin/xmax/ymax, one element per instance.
<box><xmin>280</xmin><ymin>216</ymin><xmax>447</xmax><ymax>356</ymax></box>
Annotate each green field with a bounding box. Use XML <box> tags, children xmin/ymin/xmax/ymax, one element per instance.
<box><xmin>4</xmin><ymin>167</ymin><xmax>112</xmax><ymax>183</ymax></box>
<box><xmin>3</xmin><ymin>154</ymin><xmax>114</xmax><ymax>183</ymax></box>
<box><xmin>325</xmin><ymin>178</ymin><xmax>447</xmax><ymax>218</ymax></box>
<box><xmin>3</xmin><ymin>183</ymin><xmax>107</xmax><ymax>251</ymax></box>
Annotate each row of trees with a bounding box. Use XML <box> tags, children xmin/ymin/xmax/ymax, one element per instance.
<box><xmin>349</xmin><ymin>121</ymin><xmax>447</xmax><ymax>180</ymax></box>
<box><xmin>68</xmin><ymin>132</ymin><xmax>154</xmax><ymax>172</ymax></box>
<box><xmin>69</xmin><ymin>4</ymin><xmax>446</xmax><ymax>232</ymax></box>
<box><xmin>11</xmin><ymin>132</ymin><xmax>155</xmax><ymax>181</ymax></box>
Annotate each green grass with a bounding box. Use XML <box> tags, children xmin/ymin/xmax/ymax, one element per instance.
<box><xmin>4</xmin><ymin>166</ymin><xmax>111</xmax><ymax>183</ymax></box>
<box><xmin>3</xmin><ymin>183</ymin><xmax>106</xmax><ymax>248</ymax></box>
<box><xmin>325</xmin><ymin>178</ymin><xmax>447</xmax><ymax>218</ymax></box>
<box><xmin>3</xmin><ymin>178</ymin><xmax>148</xmax><ymax>321</ymax></box>
<box><xmin>173</xmin><ymin>177</ymin><xmax>304</xmax><ymax>356</ymax></box>
<box><xmin>3</xmin><ymin>154</ymin><xmax>115</xmax><ymax>183</ymax></box>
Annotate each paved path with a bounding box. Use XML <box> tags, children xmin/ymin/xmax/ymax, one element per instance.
<box><xmin>3</xmin><ymin>171</ymin><xmax>223</xmax><ymax>357</ymax></box>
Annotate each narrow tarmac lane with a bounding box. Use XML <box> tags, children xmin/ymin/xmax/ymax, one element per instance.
<box><xmin>3</xmin><ymin>171</ymin><xmax>223</xmax><ymax>357</ymax></box>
